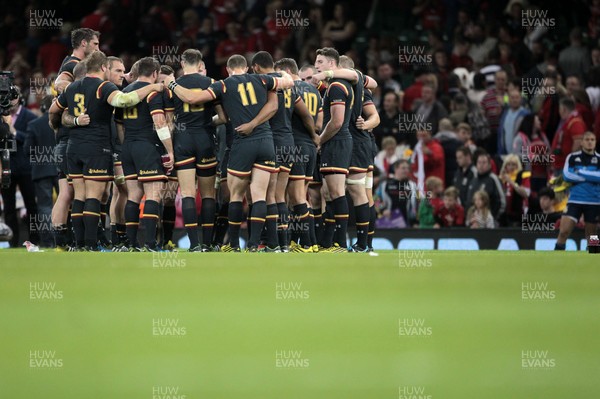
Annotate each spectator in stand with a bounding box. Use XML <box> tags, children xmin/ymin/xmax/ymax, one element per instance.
<box><xmin>412</xmin><ymin>0</ymin><xmax>445</xmax><ymax>32</ymax></box>
<box><xmin>181</xmin><ymin>8</ymin><xmax>201</xmax><ymax>41</ymax></box>
<box><xmin>411</xmin><ymin>129</ymin><xmax>445</xmax><ymax>189</ymax></box>
<box><xmin>499</xmin><ymin>154</ymin><xmax>531</xmax><ymax>227</ymax></box>
<box><xmin>322</xmin><ymin>2</ymin><xmax>357</xmax><ymax>55</ymax></box>
<box><xmin>592</xmin><ymin>47</ymin><xmax>600</xmax><ymax>67</ymax></box>
<box><xmin>81</xmin><ymin>1</ymin><xmax>112</xmax><ymax>37</ymax></box>
<box><xmin>466</xmin><ymin>152</ymin><xmax>506</xmax><ymax>221</ymax></box>
<box><xmin>196</xmin><ymin>16</ymin><xmax>218</xmax><ymax>75</ymax></box>
<box><xmin>36</xmin><ymin>34</ymin><xmax>67</xmax><ymax>76</ymax></box>
<box><xmin>377</xmin><ymin>62</ymin><xmax>401</xmax><ymax>94</ymax></box>
<box><xmin>215</xmin><ymin>22</ymin><xmax>246</xmax><ymax>78</ymax></box>
<box><xmin>535</xmin><ymin>187</ymin><xmax>562</xmax><ymax>225</ymax></box>
<box><xmin>480</xmin><ymin>69</ymin><xmax>508</xmax><ymax>154</ymax></box>
<box><xmin>467</xmin><ymin>191</ymin><xmax>495</xmax><ymax>228</ymax></box>
<box><xmin>374</xmin><ymin>136</ymin><xmax>403</xmax><ymax>178</ymax></box>
<box><xmin>413</xmin><ymin>82</ymin><xmax>448</xmax><ymax>135</ymax></box>
<box><xmin>585</xmin><ymin>66</ymin><xmax>600</xmax><ymax>113</ymax></box>
<box><xmin>449</xmin><ymin>92</ymin><xmax>469</xmax><ymax>125</ymax></box>
<box><xmin>453</xmin><ymin>145</ymin><xmax>477</xmax><ymax>206</ymax></box>
<box><xmin>558</xmin><ymin>27</ymin><xmax>591</xmax><ymax>80</ymax></box>
<box><xmin>467</xmin><ymin>23</ymin><xmax>498</xmax><ymax>68</ymax></box>
<box><xmin>378</xmin><ymin>160</ymin><xmax>418</xmax><ymax>228</ymax></box>
<box><xmin>565</xmin><ymin>75</ymin><xmax>582</xmax><ymax>97</ymax></box>
<box><xmin>402</xmin><ymin>69</ymin><xmax>428</xmax><ymax>112</ymax></box>
<box><xmin>417</xmin><ymin>176</ymin><xmax>444</xmax><ymax>228</ymax></box>
<box><xmin>373</xmin><ymin>91</ymin><xmax>400</xmax><ymax>147</ymax></box>
<box><xmin>498</xmin><ymin>88</ymin><xmax>530</xmax><ymax>155</ymax></box>
<box><xmin>433</xmin><ymin>49</ymin><xmax>450</xmax><ymax>94</ymax></box>
<box><xmin>467</xmin><ymin>72</ymin><xmax>487</xmax><ymax>106</ymax></box>
<box><xmin>450</xmin><ymin>36</ymin><xmax>473</xmax><ymax>70</ymax></box>
<box><xmin>246</xmin><ymin>17</ymin><xmax>274</xmax><ymax>56</ymax></box>
<box><xmin>513</xmin><ymin>114</ymin><xmax>551</xmax><ymax>193</ymax></box>
<box><xmin>571</xmin><ymin>89</ymin><xmax>594</xmax><ymax>130</ymax></box>
<box><xmin>551</xmin><ymin>97</ymin><xmax>587</xmax><ymax>174</ymax></box>
<box><xmin>456</xmin><ymin>122</ymin><xmax>477</xmax><ymax>153</ymax></box>
<box><xmin>434</xmin><ymin>186</ymin><xmax>465</xmax><ymax>227</ymax></box>
<box><xmin>434</xmin><ymin>118</ymin><xmax>462</xmax><ymax>186</ymax></box>
<box><xmin>538</xmin><ymin>72</ymin><xmax>562</xmax><ymax>143</ymax></box>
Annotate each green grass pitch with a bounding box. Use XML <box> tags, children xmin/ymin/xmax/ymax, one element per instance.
<box><xmin>0</xmin><ymin>250</ymin><xmax>598</xmax><ymax>398</ymax></box>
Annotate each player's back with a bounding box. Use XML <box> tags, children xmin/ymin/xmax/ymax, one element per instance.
<box><xmin>322</xmin><ymin>78</ymin><xmax>354</xmax><ymax>141</ymax></box>
<box><xmin>61</xmin><ymin>77</ymin><xmax>117</xmax><ymax>147</ymax></box>
<box><xmin>173</xmin><ymin>73</ymin><xmax>216</xmax><ymax>134</ymax></box>
<box><xmin>116</xmin><ymin>81</ymin><xmax>162</xmax><ymax>144</ymax></box>
<box><xmin>209</xmin><ymin>74</ymin><xmax>274</xmax><ymax>142</ymax></box>
<box><xmin>58</xmin><ymin>55</ymin><xmax>81</xmax><ymax>79</ymax></box>
<box><xmin>267</xmin><ymin>71</ymin><xmax>295</xmax><ymax>140</ymax></box>
<box><xmin>348</xmin><ymin>70</ymin><xmax>368</xmax><ymax>141</ymax></box>
<box><xmin>292</xmin><ymin>80</ymin><xmax>321</xmax><ymax>144</ymax></box>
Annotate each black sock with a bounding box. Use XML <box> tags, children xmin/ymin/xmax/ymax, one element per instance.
<box><xmin>308</xmin><ymin>208</ymin><xmax>316</xmax><ymax>246</ymax></box>
<box><xmin>182</xmin><ymin>197</ymin><xmax>199</xmax><ymax>248</ymax></box>
<box><xmin>313</xmin><ymin>207</ymin><xmax>323</xmax><ymax>246</ymax></box>
<box><xmin>125</xmin><ymin>200</ymin><xmax>140</xmax><ymax>248</ymax></box>
<box><xmin>110</xmin><ymin>224</ymin><xmax>118</xmax><ymax>245</ymax></box>
<box><xmin>201</xmin><ymin>198</ymin><xmax>216</xmax><ymax>246</ymax></box>
<box><xmin>248</xmin><ymin>200</ymin><xmax>267</xmax><ymax>247</ymax></box>
<box><xmin>71</xmin><ymin>200</ymin><xmax>85</xmax><ymax>248</ymax></box>
<box><xmin>322</xmin><ymin>202</ymin><xmax>335</xmax><ymax>248</ymax></box>
<box><xmin>142</xmin><ymin>200</ymin><xmax>160</xmax><ymax>247</ymax></box>
<box><xmin>266</xmin><ymin>203</ymin><xmax>279</xmax><ymax>248</ymax></box>
<box><xmin>213</xmin><ymin>202</ymin><xmax>229</xmax><ymax>245</ymax></box>
<box><xmin>83</xmin><ymin>198</ymin><xmax>101</xmax><ymax>248</ymax></box>
<box><xmin>368</xmin><ymin>205</ymin><xmax>376</xmax><ymax>249</ymax></box>
<box><xmin>228</xmin><ymin>201</ymin><xmax>243</xmax><ymax>248</ymax></box>
<box><xmin>354</xmin><ymin>203</ymin><xmax>370</xmax><ymax>249</ymax></box>
<box><xmin>100</xmin><ymin>202</ymin><xmax>109</xmax><ymax>228</ymax></box>
<box><xmin>333</xmin><ymin>196</ymin><xmax>349</xmax><ymax>248</ymax></box>
<box><xmin>162</xmin><ymin>205</ymin><xmax>176</xmax><ymax>244</ymax></box>
<box><xmin>554</xmin><ymin>242</ymin><xmax>566</xmax><ymax>251</ymax></box>
<box><xmin>277</xmin><ymin>202</ymin><xmax>289</xmax><ymax>248</ymax></box>
<box><xmin>53</xmin><ymin>224</ymin><xmax>69</xmax><ymax>247</ymax></box>
<box><xmin>116</xmin><ymin>223</ymin><xmax>127</xmax><ymax>244</ymax></box>
<box><xmin>293</xmin><ymin>203</ymin><xmax>310</xmax><ymax>247</ymax></box>
<box><xmin>289</xmin><ymin>206</ymin><xmax>301</xmax><ymax>244</ymax></box>
<box><xmin>247</xmin><ymin>203</ymin><xmax>253</xmax><ymax>241</ymax></box>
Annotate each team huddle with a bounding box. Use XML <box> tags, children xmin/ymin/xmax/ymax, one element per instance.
<box><xmin>48</xmin><ymin>28</ymin><xmax>381</xmax><ymax>253</ymax></box>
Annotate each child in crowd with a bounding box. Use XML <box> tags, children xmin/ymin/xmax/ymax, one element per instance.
<box><xmin>434</xmin><ymin>186</ymin><xmax>465</xmax><ymax>227</ymax></box>
<box><xmin>467</xmin><ymin>190</ymin><xmax>496</xmax><ymax>228</ymax></box>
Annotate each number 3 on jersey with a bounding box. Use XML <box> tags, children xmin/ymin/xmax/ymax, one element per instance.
<box><xmin>74</xmin><ymin>93</ymin><xmax>86</xmax><ymax>116</ymax></box>
<box><xmin>238</xmin><ymin>82</ymin><xmax>257</xmax><ymax>106</ymax></box>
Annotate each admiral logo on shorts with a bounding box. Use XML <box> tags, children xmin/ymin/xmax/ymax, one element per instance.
<box><xmin>88</xmin><ymin>168</ymin><xmax>108</xmax><ymax>174</ymax></box>
<box><xmin>140</xmin><ymin>169</ymin><xmax>159</xmax><ymax>175</ymax></box>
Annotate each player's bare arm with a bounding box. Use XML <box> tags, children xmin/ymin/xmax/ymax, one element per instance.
<box><xmin>294</xmin><ymin>97</ymin><xmax>316</xmax><ymax>141</ymax></box>
<box><xmin>320</xmin><ymin>104</ymin><xmax>344</xmax><ymax>144</ymax></box>
<box><xmin>311</xmin><ymin>69</ymin><xmax>377</xmax><ymax>89</ymax></box>
<box><xmin>54</xmin><ymin>72</ymin><xmax>73</xmax><ymax>94</ymax></box>
<box><xmin>61</xmin><ymin>109</ymin><xmax>90</xmax><ymax>128</ymax></box>
<box><xmin>107</xmin><ymin>83</ymin><xmax>164</xmax><ymax>108</ymax></box>
<box><xmin>211</xmin><ymin>104</ymin><xmax>228</xmax><ymax>126</ymax></box>
<box><xmin>356</xmin><ymin>102</ymin><xmax>380</xmax><ymax>131</ymax></box>
<box><xmin>235</xmin><ymin>91</ymin><xmax>279</xmax><ymax>136</ymax></box>
<box><xmin>152</xmin><ymin>112</ymin><xmax>174</xmax><ymax>170</ymax></box>
<box><xmin>48</xmin><ymin>100</ymin><xmax>62</xmax><ymax>130</ymax></box>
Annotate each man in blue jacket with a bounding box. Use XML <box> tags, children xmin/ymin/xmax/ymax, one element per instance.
<box><xmin>24</xmin><ymin>96</ymin><xmax>58</xmax><ymax>247</ymax></box>
<box><xmin>0</xmin><ymin>89</ymin><xmax>39</xmax><ymax>247</ymax></box>
<box><xmin>555</xmin><ymin>132</ymin><xmax>600</xmax><ymax>250</ymax></box>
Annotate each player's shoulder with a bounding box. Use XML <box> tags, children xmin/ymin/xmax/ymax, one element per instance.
<box><xmin>327</xmin><ymin>78</ymin><xmax>351</xmax><ymax>95</ymax></box>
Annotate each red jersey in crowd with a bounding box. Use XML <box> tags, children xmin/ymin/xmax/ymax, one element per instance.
<box><xmin>434</xmin><ymin>203</ymin><xmax>465</xmax><ymax>227</ymax></box>
<box><xmin>551</xmin><ymin>111</ymin><xmax>586</xmax><ymax>171</ymax></box>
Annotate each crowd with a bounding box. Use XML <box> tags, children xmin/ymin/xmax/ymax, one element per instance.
<box><xmin>0</xmin><ymin>0</ymin><xmax>598</xmax><ymax>249</ymax></box>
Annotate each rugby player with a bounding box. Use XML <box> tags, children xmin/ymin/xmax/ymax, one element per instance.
<box><xmin>49</xmin><ymin>51</ymin><xmax>164</xmax><ymax>251</ymax></box>
<box><xmin>54</xmin><ymin>28</ymin><xmax>100</xmax><ymax>94</ymax></box>
<box><xmin>274</xmin><ymin>58</ymin><xmax>322</xmax><ymax>252</ymax></box>
<box><xmin>555</xmin><ymin>132</ymin><xmax>600</xmax><ymax>250</ymax></box>
<box><xmin>164</xmin><ymin>54</ymin><xmax>294</xmax><ymax>252</ymax></box>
